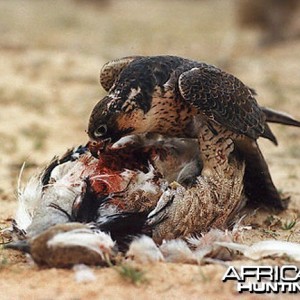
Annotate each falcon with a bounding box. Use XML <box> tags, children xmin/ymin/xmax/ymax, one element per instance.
<box><xmin>88</xmin><ymin>55</ymin><xmax>300</xmax><ymax>210</ymax></box>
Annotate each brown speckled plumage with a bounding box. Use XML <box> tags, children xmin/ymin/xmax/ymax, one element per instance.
<box><xmin>89</xmin><ymin>55</ymin><xmax>276</xmax><ymax>143</ymax></box>
<box><xmin>88</xmin><ymin>55</ymin><xmax>300</xmax><ymax>210</ymax></box>
<box><xmin>148</xmin><ymin>124</ymin><xmax>246</xmax><ymax>243</ymax></box>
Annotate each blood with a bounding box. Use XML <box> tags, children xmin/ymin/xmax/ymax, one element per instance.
<box><xmin>82</xmin><ymin>141</ymin><xmax>154</xmax><ymax>196</ymax></box>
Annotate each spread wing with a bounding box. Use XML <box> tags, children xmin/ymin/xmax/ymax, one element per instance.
<box><xmin>100</xmin><ymin>56</ymin><xmax>145</xmax><ymax>92</ymax></box>
<box><xmin>178</xmin><ymin>65</ymin><xmax>270</xmax><ymax>141</ymax></box>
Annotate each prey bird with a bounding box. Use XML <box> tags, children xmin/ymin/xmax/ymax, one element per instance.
<box><xmin>88</xmin><ymin>55</ymin><xmax>300</xmax><ymax>210</ymax></box>
<box><xmin>4</xmin><ymin>136</ymin><xmax>245</xmax><ymax>265</ymax></box>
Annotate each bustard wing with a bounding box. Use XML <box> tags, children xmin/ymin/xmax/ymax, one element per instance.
<box><xmin>178</xmin><ymin>65</ymin><xmax>276</xmax><ymax>143</ymax></box>
<box><xmin>100</xmin><ymin>56</ymin><xmax>145</xmax><ymax>92</ymax></box>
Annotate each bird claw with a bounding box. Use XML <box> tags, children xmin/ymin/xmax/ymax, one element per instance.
<box><xmin>147</xmin><ymin>190</ymin><xmax>175</xmax><ymax>227</ymax></box>
<box><xmin>146</xmin><ymin>182</ymin><xmax>185</xmax><ymax>229</ymax></box>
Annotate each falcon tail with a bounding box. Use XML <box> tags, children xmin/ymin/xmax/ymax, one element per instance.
<box><xmin>235</xmin><ymin>139</ymin><xmax>288</xmax><ymax>211</ymax></box>
<box><xmin>263</xmin><ymin>107</ymin><xmax>300</xmax><ymax>127</ymax></box>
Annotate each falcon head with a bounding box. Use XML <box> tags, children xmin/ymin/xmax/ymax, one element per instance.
<box><xmin>87</xmin><ymin>55</ymin><xmax>195</xmax><ymax>151</ymax></box>
<box><xmin>88</xmin><ymin>92</ymin><xmax>151</xmax><ymax>147</ymax></box>
<box><xmin>88</xmin><ymin>55</ymin><xmax>190</xmax><ymax>149</ymax></box>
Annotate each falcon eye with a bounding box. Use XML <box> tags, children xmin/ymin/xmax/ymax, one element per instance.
<box><xmin>94</xmin><ymin>124</ymin><xmax>107</xmax><ymax>138</ymax></box>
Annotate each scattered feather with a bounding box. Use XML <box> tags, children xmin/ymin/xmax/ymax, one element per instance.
<box><xmin>216</xmin><ymin>240</ymin><xmax>300</xmax><ymax>261</ymax></box>
<box><xmin>73</xmin><ymin>264</ymin><xmax>96</xmax><ymax>283</ymax></box>
<box><xmin>126</xmin><ymin>235</ymin><xmax>164</xmax><ymax>263</ymax></box>
<box><xmin>159</xmin><ymin>239</ymin><xmax>196</xmax><ymax>263</ymax></box>
<box><xmin>188</xmin><ymin>229</ymin><xmax>233</xmax><ymax>249</ymax></box>
<box><xmin>188</xmin><ymin>229</ymin><xmax>233</xmax><ymax>261</ymax></box>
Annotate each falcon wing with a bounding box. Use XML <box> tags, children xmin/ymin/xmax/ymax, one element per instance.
<box><xmin>100</xmin><ymin>56</ymin><xmax>145</xmax><ymax>92</ymax></box>
<box><xmin>178</xmin><ymin>65</ymin><xmax>274</xmax><ymax>142</ymax></box>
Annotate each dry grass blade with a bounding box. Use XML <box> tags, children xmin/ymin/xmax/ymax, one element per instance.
<box><xmin>115</xmin><ymin>264</ymin><xmax>148</xmax><ymax>285</ymax></box>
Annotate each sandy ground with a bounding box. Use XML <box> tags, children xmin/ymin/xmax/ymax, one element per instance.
<box><xmin>0</xmin><ymin>0</ymin><xmax>300</xmax><ymax>299</ymax></box>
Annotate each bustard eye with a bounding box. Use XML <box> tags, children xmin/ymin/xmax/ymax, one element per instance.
<box><xmin>94</xmin><ymin>124</ymin><xmax>107</xmax><ymax>137</ymax></box>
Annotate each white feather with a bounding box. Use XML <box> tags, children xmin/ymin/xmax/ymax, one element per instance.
<box><xmin>188</xmin><ymin>229</ymin><xmax>234</xmax><ymax>262</ymax></box>
<box><xmin>47</xmin><ymin>228</ymin><xmax>115</xmax><ymax>259</ymax></box>
<box><xmin>15</xmin><ymin>164</ymin><xmax>43</xmax><ymax>231</ymax></box>
<box><xmin>126</xmin><ymin>235</ymin><xmax>164</xmax><ymax>263</ymax></box>
<box><xmin>159</xmin><ymin>239</ymin><xmax>196</xmax><ymax>263</ymax></box>
<box><xmin>188</xmin><ymin>229</ymin><xmax>232</xmax><ymax>249</ymax></box>
<box><xmin>73</xmin><ymin>264</ymin><xmax>96</xmax><ymax>283</ymax></box>
<box><xmin>124</xmin><ymin>164</ymin><xmax>159</xmax><ymax>194</ymax></box>
<box><xmin>215</xmin><ymin>240</ymin><xmax>300</xmax><ymax>261</ymax></box>
<box><xmin>49</xmin><ymin>160</ymin><xmax>78</xmax><ymax>183</ymax></box>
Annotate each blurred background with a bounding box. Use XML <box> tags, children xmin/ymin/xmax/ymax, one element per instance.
<box><xmin>0</xmin><ymin>0</ymin><xmax>300</xmax><ymax>216</ymax></box>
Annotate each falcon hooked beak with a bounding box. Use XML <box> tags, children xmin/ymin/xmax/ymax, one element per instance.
<box><xmin>87</xmin><ymin>94</ymin><xmax>147</xmax><ymax>156</ymax></box>
<box><xmin>88</xmin><ymin>96</ymin><xmax>137</xmax><ymax>137</ymax></box>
